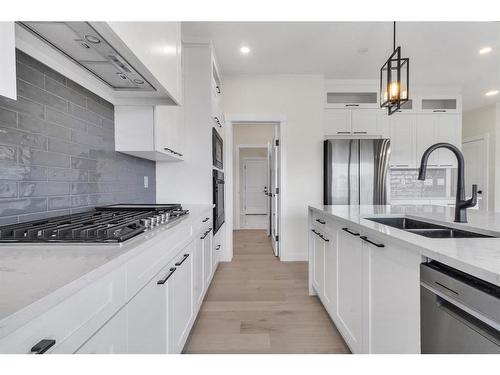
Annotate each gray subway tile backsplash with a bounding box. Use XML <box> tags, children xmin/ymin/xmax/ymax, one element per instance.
<box><xmin>0</xmin><ymin>50</ymin><xmax>156</xmax><ymax>223</ymax></box>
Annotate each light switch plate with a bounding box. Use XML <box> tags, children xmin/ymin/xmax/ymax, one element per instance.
<box><xmin>144</xmin><ymin>176</ymin><xmax>149</xmax><ymax>188</ymax></box>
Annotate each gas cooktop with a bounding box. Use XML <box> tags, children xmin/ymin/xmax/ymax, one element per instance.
<box><xmin>0</xmin><ymin>204</ymin><xmax>189</xmax><ymax>243</ymax></box>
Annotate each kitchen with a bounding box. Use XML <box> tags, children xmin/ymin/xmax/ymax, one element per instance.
<box><xmin>0</xmin><ymin>3</ymin><xmax>499</xmax><ymax>374</ymax></box>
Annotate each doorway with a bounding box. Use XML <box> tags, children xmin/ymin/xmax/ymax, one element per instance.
<box><xmin>225</xmin><ymin>119</ymin><xmax>284</xmax><ymax>260</ymax></box>
<box><xmin>463</xmin><ymin>135</ymin><xmax>489</xmax><ymax>210</ymax></box>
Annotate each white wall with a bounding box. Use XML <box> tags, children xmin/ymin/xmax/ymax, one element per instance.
<box><xmin>463</xmin><ymin>103</ymin><xmax>497</xmax><ymax>211</ymax></box>
<box><xmin>224</xmin><ymin>75</ymin><xmax>324</xmax><ymax>261</ymax></box>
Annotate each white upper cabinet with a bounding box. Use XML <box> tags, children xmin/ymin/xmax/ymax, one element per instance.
<box><xmin>326</xmin><ymin>91</ymin><xmax>379</xmax><ymax>109</ymax></box>
<box><xmin>416</xmin><ymin>114</ymin><xmax>461</xmax><ymax>167</ymax></box>
<box><xmin>106</xmin><ymin>22</ymin><xmax>182</xmax><ymax>104</ymax></box>
<box><xmin>325</xmin><ymin>108</ymin><xmax>383</xmax><ymax>136</ymax></box>
<box><xmin>115</xmin><ymin>105</ymin><xmax>184</xmax><ymax>162</ymax></box>
<box><xmin>324</xmin><ymin>109</ymin><xmax>350</xmax><ymax>135</ymax></box>
<box><xmin>418</xmin><ymin>95</ymin><xmax>461</xmax><ymax>114</ymax></box>
<box><xmin>0</xmin><ymin>22</ymin><xmax>16</xmax><ymax>100</ymax></box>
<box><xmin>388</xmin><ymin>114</ymin><xmax>417</xmax><ymax>168</ymax></box>
<box><xmin>351</xmin><ymin>109</ymin><xmax>383</xmax><ymax>135</ymax></box>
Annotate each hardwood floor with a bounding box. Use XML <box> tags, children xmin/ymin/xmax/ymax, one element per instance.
<box><xmin>183</xmin><ymin>230</ymin><xmax>350</xmax><ymax>354</ymax></box>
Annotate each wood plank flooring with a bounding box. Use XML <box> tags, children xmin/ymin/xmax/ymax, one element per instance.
<box><xmin>183</xmin><ymin>230</ymin><xmax>350</xmax><ymax>354</ymax></box>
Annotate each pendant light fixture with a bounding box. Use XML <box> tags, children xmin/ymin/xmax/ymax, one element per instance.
<box><xmin>380</xmin><ymin>21</ymin><xmax>410</xmax><ymax>115</ymax></box>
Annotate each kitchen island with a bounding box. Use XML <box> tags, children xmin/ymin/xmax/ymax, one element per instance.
<box><xmin>308</xmin><ymin>204</ymin><xmax>500</xmax><ymax>354</ymax></box>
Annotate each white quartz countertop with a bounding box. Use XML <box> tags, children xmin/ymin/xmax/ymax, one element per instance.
<box><xmin>309</xmin><ymin>204</ymin><xmax>500</xmax><ymax>287</ymax></box>
<box><xmin>0</xmin><ymin>204</ymin><xmax>213</xmax><ymax>336</ymax></box>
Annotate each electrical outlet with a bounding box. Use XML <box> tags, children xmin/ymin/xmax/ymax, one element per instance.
<box><xmin>144</xmin><ymin>176</ymin><xmax>149</xmax><ymax>189</ymax></box>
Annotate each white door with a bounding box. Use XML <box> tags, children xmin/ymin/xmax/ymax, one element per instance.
<box><xmin>270</xmin><ymin>136</ymin><xmax>280</xmax><ymax>256</ymax></box>
<box><xmin>244</xmin><ymin>158</ymin><xmax>268</xmax><ymax>214</ymax></box>
<box><xmin>463</xmin><ymin>137</ymin><xmax>488</xmax><ymax>210</ymax></box>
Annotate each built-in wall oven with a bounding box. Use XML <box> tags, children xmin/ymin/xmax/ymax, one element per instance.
<box><xmin>213</xmin><ymin>169</ymin><xmax>225</xmax><ymax>234</ymax></box>
<box><xmin>212</xmin><ymin>127</ymin><xmax>223</xmax><ymax>169</ymax></box>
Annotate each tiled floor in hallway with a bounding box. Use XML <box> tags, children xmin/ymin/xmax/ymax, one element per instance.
<box><xmin>183</xmin><ymin>229</ymin><xmax>350</xmax><ymax>354</ymax></box>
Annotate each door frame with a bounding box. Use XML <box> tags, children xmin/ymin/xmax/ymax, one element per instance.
<box><xmin>242</xmin><ymin>156</ymin><xmax>268</xmax><ymax>217</ymax></box>
<box><xmin>462</xmin><ymin>134</ymin><xmax>489</xmax><ymax>210</ymax></box>
<box><xmin>225</xmin><ymin>116</ymin><xmax>286</xmax><ymax>261</ymax></box>
<box><xmin>235</xmin><ymin>145</ymin><xmax>269</xmax><ymax>229</ymax></box>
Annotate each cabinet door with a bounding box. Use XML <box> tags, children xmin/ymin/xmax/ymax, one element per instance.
<box><xmin>203</xmin><ymin>232</ymin><xmax>213</xmax><ymax>286</ymax></box>
<box><xmin>311</xmin><ymin>229</ymin><xmax>325</xmax><ymax>295</ymax></box>
<box><xmin>155</xmin><ymin>105</ymin><xmax>183</xmax><ymax>156</ymax></box>
<box><xmin>336</xmin><ymin>228</ymin><xmax>364</xmax><ymax>353</ymax></box>
<box><xmin>169</xmin><ymin>243</ymin><xmax>195</xmax><ymax>354</ymax></box>
<box><xmin>127</xmin><ymin>265</ymin><xmax>170</xmax><ymax>354</ymax></box>
<box><xmin>324</xmin><ymin>109</ymin><xmax>351</xmax><ymax>135</ymax></box>
<box><xmin>351</xmin><ymin>109</ymin><xmax>382</xmax><ymax>136</ymax></box>
<box><xmin>76</xmin><ymin>308</ymin><xmax>128</xmax><ymax>354</ymax></box>
<box><xmin>389</xmin><ymin>114</ymin><xmax>416</xmax><ymax>168</ymax></box>
<box><xmin>435</xmin><ymin>114</ymin><xmax>461</xmax><ymax>167</ymax></box>
<box><xmin>416</xmin><ymin>115</ymin><xmax>438</xmax><ymax>167</ymax></box>
<box><xmin>322</xmin><ymin>231</ymin><xmax>337</xmax><ymax>316</ymax></box>
<box><xmin>194</xmin><ymin>233</ymin><xmax>205</xmax><ymax>308</ymax></box>
<box><xmin>364</xmin><ymin>237</ymin><xmax>421</xmax><ymax>353</ymax></box>
<box><xmin>0</xmin><ymin>22</ymin><xmax>16</xmax><ymax>100</ymax></box>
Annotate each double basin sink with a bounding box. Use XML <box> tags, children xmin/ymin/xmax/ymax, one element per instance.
<box><xmin>365</xmin><ymin>217</ymin><xmax>495</xmax><ymax>239</ymax></box>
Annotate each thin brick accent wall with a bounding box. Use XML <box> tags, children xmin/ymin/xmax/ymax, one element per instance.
<box><xmin>0</xmin><ymin>50</ymin><xmax>156</xmax><ymax>225</ymax></box>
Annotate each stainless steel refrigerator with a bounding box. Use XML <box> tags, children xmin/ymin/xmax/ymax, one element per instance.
<box><xmin>323</xmin><ymin>139</ymin><xmax>391</xmax><ymax>205</ymax></box>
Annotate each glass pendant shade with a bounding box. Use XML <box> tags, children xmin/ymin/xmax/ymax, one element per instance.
<box><xmin>380</xmin><ymin>46</ymin><xmax>409</xmax><ymax>115</ymax></box>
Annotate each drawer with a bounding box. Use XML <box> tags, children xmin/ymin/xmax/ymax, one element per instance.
<box><xmin>126</xmin><ymin>223</ymin><xmax>192</xmax><ymax>298</ymax></box>
<box><xmin>311</xmin><ymin>211</ymin><xmax>336</xmax><ymax>233</ymax></box>
<box><xmin>0</xmin><ymin>266</ymin><xmax>127</xmax><ymax>354</ymax></box>
<box><xmin>193</xmin><ymin>212</ymin><xmax>212</xmax><ymax>236</ymax></box>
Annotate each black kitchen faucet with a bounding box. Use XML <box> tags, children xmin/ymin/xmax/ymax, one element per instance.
<box><xmin>418</xmin><ymin>142</ymin><xmax>477</xmax><ymax>223</ymax></box>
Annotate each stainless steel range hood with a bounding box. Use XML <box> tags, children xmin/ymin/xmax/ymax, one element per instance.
<box><xmin>18</xmin><ymin>22</ymin><xmax>155</xmax><ymax>92</ymax></box>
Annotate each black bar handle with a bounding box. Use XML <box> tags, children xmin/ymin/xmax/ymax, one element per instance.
<box><xmin>315</xmin><ymin>219</ymin><xmax>326</xmax><ymax>225</ymax></box>
<box><xmin>433</xmin><ymin>109</ymin><xmax>447</xmax><ymax>113</ymax></box>
<box><xmin>311</xmin><ymin>229</ymin><xmax>319</xmax><ymax>236</ymax></box>
<box><xmin>202</xmin><ymin>217</ymin><xmax>210</xmax><ymax>223</ymax></box>
<box><xmin>216</xmin><ymin>245</ymin><xmax>221</xmax><ymax>250</ymax></box>
<box><xmin>200</xmin><ymin>228</ymin><xmax>212</xmax><ymax>239</ymax></box>
<box><xmin>345</xmin><ymin>104</ymin><xmax>359</xmax><ymax>107</ymax></box>
<box><xmin>175</xmin><ymin>253</ymin><xmax>190</xmax><ymax>266</ymax></box>
<box><xmin>342</xmin><ymin>227</ymin><xmax>360</xmax><ymax>236</ymax></box>
<box><xmin>319</xmin><ymin>234</ymin><xmax>330</xmax><ymax>242</ymax></box>
<box><xmin>157</xmin><ymin>267</ymin><xmax>176</xmax><ymax>285</ymax></box>
<box><xmin>353</xmin><ymin>131</ymin><xmax>368</xmax><ymax>134</ymax></box>
<box><xmin>360</xmin><ymin>236</ymin><xmax>384</xmax><ymax>248</ymax></box>
<box><xmin>31</xmin><ymin>339</ymin><xmax>56</xmax><ymax>354</ymax></box>
<box><xmin>215</xmin><ymin>86</ymin><xmax>221</xmax><ymax>94</ymax></box>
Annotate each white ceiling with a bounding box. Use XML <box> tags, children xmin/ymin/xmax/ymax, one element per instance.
<box><xmin>182</xmin><ymin>22</ymin><xmax>500</xmax><ymax>111</ymax></box>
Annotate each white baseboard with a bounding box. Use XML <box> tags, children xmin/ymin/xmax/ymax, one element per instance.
<box><xmin>281</xmin><ymin>252</ymin><xmax>308</xmax><ymax>262</ymax></box>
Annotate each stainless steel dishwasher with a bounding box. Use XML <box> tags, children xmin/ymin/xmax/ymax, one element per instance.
<box><xmin>421</xmin><ymin>261</ymin><xmax>500</xmax><ymax>353</ymax></box>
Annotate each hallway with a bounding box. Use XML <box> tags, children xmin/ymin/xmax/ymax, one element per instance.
<box><xmin>184</xmin><ymin>230</ymin><xmax>349</xmax><ymax>354</ymax></box>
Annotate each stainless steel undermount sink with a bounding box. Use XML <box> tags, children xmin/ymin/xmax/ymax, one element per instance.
<box><xmin>364</xmin><ymin>217</ymin><xmax>495</xmax><ymax>239</ymax></box>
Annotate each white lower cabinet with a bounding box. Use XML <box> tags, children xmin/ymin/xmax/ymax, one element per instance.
<box><xmin>203</xmin><ymin>231</ymin><xmax>213</xmax><ymax>287</ymax></box>
<box><xmin>76</xmin><ymin>308</ymin><xmax>128</xmax><ymax>354</ymax></box>
<box><xmin>310</xmin><ymin>227</ymin><xmax>325</xmax><ymax>297</ymax></box>
<box><xmin>127</xmin><ymin>263</ymin><xmax>171</xmax><ymax>354</ymax></box>
<box><xmin>309</xmin><ymin>211</ymin><xmax>421</xmax><ymax>353</ymax></box>
<box><xmin>335</xmin><ymin>227</ymin><xmax>364</xmax><ymax>353</ymax></box>
<box><xmin>169</xmin><ymin>243</ymin><xmax>195</xmax><ymax>354</ymax></box>
<box><xmin>363</xmin><ymin>234</ymin><xmax>421</xmax><ymax>353</ymax></box>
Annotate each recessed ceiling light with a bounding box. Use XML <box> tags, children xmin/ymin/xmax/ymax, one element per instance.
<box><xmin>479</xmin><ymin>46</ymin><xmax>492</xmax><ymax>55</ymax></box>
<box><xmin>485</xmin><ymin>90</ymin><xmax>498</xmax><ymax>96</ymax></box>
<box><xmin>240</xmin><ymin>46</ymin><xmax>250</xmax><ymax>55</ymax></box>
